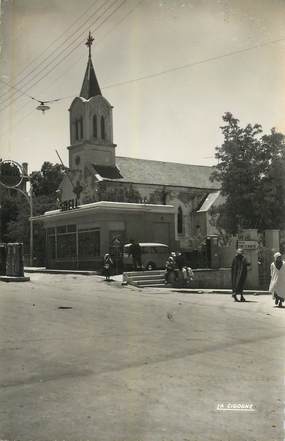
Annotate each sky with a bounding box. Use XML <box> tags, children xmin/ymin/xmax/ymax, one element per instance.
<box><xmin>1</xmin><ymin>0</ymin><xmax>285</xmax><ymax>173</ymax></box>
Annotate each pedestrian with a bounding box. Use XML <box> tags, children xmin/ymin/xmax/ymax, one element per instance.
<box><xmin>165</xmin><ymin>255</ymin><xmax>176</xmax><ymax>284</ymax></box>
<box><xmin>269</xmin><ymin>252</ymin><xmax>285</xmax><ymax>308</ymax></box>
<box><xmin>175</xmin><ymin>252</ymin><xmax>185</xmax><ymax>271</ymax></box>
<box><xmin>170</xmin><ymin>251</ymin><xmax>177</xmax><ymax>260</ymax></box>
<box><xmin>103</xmin><ymin>253</ymin><xmax>113</xmax><ymax>281</ymax></box>
<box><xmin>231</xmin><ymin>248</ymin><xmax>248</xmax><ymax>302</ymax></box>
<box><xmin>128</xmin><ymin>239</ymin><xmax>142</xmax><ymax>271</ymax></box>
<box><xmin>175</xmin><ymin>252</ymin><xmax>193</xmax><ymax>285</ymax></box>
<box><xmin>185</xmin><ymin>266</ymin><xmax>194</xmax><ymax>285</ymax></box>
<box><xmin>175</xmin><ymin>252</ymin><xmax>185</xmax><ymax>282</ymax></box>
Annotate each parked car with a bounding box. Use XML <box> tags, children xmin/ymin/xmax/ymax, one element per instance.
<box><xmin>123</xmin><ymin>243</ymin><xmax>170</xmax><ymax>271</ymax></box>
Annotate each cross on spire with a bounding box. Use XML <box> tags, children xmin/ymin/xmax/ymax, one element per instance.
<box><xmin>80</xmin><ymin>31</ymin><xmax>101</xmax><ymax>98</ymax></box>
<box><xmin>85</xmin><ymin>32</ymin><xmax>94</xmax><ymax>58</ymax></box>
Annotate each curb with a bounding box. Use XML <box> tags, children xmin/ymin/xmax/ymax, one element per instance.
<box><xmin>24</xmin><ymin>268</ymin><xmax>98</xmax><ymax>276</ymax></box>
<box><xmin>171</xmin><ymin>289</ymin><xmax>270</xmax><ymax>295</ymax></box>
<box><xmin>0</xmin><ymin>275</ymin><xmax>30</xmax><ymax>282</ymax></box>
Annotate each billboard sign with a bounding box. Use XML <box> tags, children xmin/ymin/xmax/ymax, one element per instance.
<box><xmin>237</xmin><ymin>240</ymin><xmax>258</xmax><ymax>250</ymax></box>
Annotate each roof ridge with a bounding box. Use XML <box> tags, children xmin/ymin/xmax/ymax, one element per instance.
<box><xmin>116</xmin><ymin>156</ymin><xmax>215</xmax><ymax>169</ymax></box>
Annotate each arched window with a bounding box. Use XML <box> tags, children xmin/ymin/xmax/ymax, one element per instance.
<box><xmin>101</xmin><ymin>116</ymin><xmax>105</xmax><ymax>140</ymax></box>
<box><xmin>75</xmin><ymin>117</ymin><xmax>83</xmax><ymax>140</ymax></box>
<box><xmin>93</xmin><ymin>115</ymin><xmax>97</xmax><ymax>138</ymax></box>
<box><xmin>177</xmin><ymin>206</ymin><xmax>183</xmax><ymax>234</ymax></box>
<box><xmin>79</xmin><ymin>117</ymin><xmax>83</xmax><ymax>139</ymax></box>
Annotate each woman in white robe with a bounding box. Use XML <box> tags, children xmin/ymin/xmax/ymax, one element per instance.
<box><xmin>269</xmin><ymin>252</ymin><xmax>285</xmax><ymax>307</ymax></box>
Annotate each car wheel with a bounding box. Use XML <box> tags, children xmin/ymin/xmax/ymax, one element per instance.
<box><xmin>146</xmin><ymin>262</ymin><xmax>156</xmax><ymax>271</ymax></box>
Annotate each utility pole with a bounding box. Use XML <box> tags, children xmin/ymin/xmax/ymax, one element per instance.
<box><xmin>0</xmin><ymin>184</ymin><xmax>2</xmax><ymax>243</ymax></box>
<box><xmin>16</xmin><ymin>183</ymin><xmax>33</xmax><ymax>266</ymax></box>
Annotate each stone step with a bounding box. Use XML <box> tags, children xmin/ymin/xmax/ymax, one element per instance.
<box><xmin>139</xmin><ymin>283</ymin><xmax>166</xmax><ymax>288</ymax></box>
<box><xmin>125</xmin><ymin>274</ymin><xmax>165</xmax><ymax>281</ymax></box>
<box><xmin>134</xmin><ymin>279</ymin><xmax>165</xmax><ymax>286</ymax></box>
<box><xmin>123</xmin><ymin>270</ymin><xmax>166</xmax><ymax>288</ymax></box>
<box><xmin>124</xmin><ymin>270</ymin><xmax>165</xmax><ymax>277</ymax></box>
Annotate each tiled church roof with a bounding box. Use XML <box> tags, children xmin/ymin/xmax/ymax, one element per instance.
<box><xmin>93</xmin><ymin>156</ymin><xmax>219</xmax><ymax>190</ymax></box>
<box><xmin>92</xmin><ymin>164</ymin><xmax>123</xmax><ymax>179</ymax></box>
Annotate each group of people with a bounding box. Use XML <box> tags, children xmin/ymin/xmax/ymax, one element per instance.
<box><xmin>231</xmin><ymin>248</ymin><xmax>285</xmax><ymax>307</ymax></box>
<box><xmin>165</xmin><ymin>252</ymin><xmax>194</xmax><ymax>285</ymax></box>
<box><xmin>105</xmin><ymin>243</ymin><xmax>285</xmax><ymax>307</ymax></box>
<box><xmin>103</xmin><ymin>239</ymin><xmax>142</xmax><ymax>280</ymax></box>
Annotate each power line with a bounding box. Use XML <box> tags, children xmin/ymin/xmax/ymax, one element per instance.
<box><xmin>0</xmin><ymin>76</ymin><xmax>72</xmax><ymax>105</ymax></box>
<box><xmin>0</xmin><ymin>77</ymin><xmax>38</xmax><ymax>101</ymax></box>
<box><xmin>2</xmin><ymin>31</ymin><xmax>284</xmax><ymax>117</ymax></box>
<box><xmin>98</xmin><ymin>0</ymin><xmax>144</xmax><ymax>44</ymax></box>
<box><xmin>0</xmin><ymin>0</ymin><xmax>119</xmax><ymax>110</ymax></box>
<box><xmin>102</xmin><ymin>35</ymin><xmax>285</xmax><ymax>90</ymax></box>
<box><xmin>2</xmin><ymin>6</ymin><xmax>283</xmax><ymax>142</ymax></box>
<box><xmin>1</xmin><ymin>31</ymin><xmax>284</xmax><ymax>135</ymax></box>
<box><xmin>0</xmin><ymin>0</ymin><xmax>136</xmax><ymax>135</ymax></box>
<box><xmin>0</xmin><ymin>0</ymin><xmax>98</xmax><ymax>100</ymax></box>
<box><xmin>27</xmin><ymin>0</ymin><xmax>126</xmax><ymax>102</ymax></box>
<box><xmin>1</xmin><ymin>0</ymin><xmax>142</xmax><ymax>118</ymax></box>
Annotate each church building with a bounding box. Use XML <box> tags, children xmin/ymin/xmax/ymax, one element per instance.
<box><xmin>35</xmin><ymin>33</ymin><xmax>220</xmax><ymax>270</ymax></box>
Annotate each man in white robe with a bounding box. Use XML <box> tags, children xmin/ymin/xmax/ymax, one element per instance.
<box><xmin>269</xmin><ymin>252</ymin><xmax>285</xmax><ymax>308</ymax></box>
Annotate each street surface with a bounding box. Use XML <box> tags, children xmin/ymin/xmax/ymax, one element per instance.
<box><xmin>0</xmin><ymin>274</ymin><xmax>284</xmax><ymax>441</ymax></box>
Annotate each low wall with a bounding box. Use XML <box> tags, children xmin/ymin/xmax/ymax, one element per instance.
<box><xmin>190</xmin><ymin>268</ymin><xmax>232</xmax><ymax>289</ymax></box>
<box><xmin>189</xmin><ymin>267</ymin><xmax>262</xmax><ymax>290</ymax></box>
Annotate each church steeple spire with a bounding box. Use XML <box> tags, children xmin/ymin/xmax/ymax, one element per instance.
<box><xmin>80</xmin><ymin>32</ymin><xmax>102</xmax><ymax>99</ymax></box>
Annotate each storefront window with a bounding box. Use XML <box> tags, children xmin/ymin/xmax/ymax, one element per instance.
<box><xmin>57</xmin><ymin>225</ymin><xmax>66</xmax><ymax>234</ymax></box>
<box><xmin>57</xmin><ymin>234</ymin><xmax>76</xmax><ymax>259</ymax></box>
<box><xmin>47</xmin><ymin>228</ymin><xmax>56</xmax><ymax>259</ymax></box>
<box><xmin>67</xmin><ymin>224</ymin><xmax>76</xmax><ymax>232</ymax></box>
<box><xmin>78</xmin><ymin>229</ymin><xmax>100</xmax><ymax>258</ymax></box>
<box><xmin>56</xmin><ymin>225</ymin><xmax>77</xmax><ymax>259</ymax></box>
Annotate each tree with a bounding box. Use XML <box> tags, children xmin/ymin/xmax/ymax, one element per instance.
<box><xmin>0</xmin><ymin>190</ymin><xmax>19</xmax><ymax>242</ymax></box>
<box><xmin>1</xmin><ymin>162</ymin><xmax>66</xmax><ymax>264</ymax></box>
<box><xmin>211</xmin><ymin>113</ymin><xmax>285</xmax><ymax>234</ymax></box>
<box><xmin>30</xmin><ymin>161</ymin><xmax>66</xmax><ymax>198</ymax></box>
<box><xmin>256</xmin><ymin>130</ymin><xmax>285</xmax><ymax>229</ymax></box>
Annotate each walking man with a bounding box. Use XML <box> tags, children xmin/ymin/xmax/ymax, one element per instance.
<box><xmin>231</xmin><ymin>248</ymin><xmax>248</xmax><ymax>302</ymax></box>
<box><xmin>269</xmin><ymin>252</ymin><xmax>285</xmax><ymax>308</ymax></box>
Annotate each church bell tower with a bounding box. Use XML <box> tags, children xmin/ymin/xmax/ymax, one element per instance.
<box><xmin>68</xmin><ymin>32</ymin><xmax>116</xmax><ymax>170</ymax></box>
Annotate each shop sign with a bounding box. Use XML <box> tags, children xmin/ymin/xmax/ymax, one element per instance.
<box><xmin>0</xmin><ymin>160</ymin><xmax>23</xmax><ymax>188</ymax></box>
<box><xmin>60</xmin><ymin>198</ymin><xmax>78</xmax><ymax>211</ymax></box>
<box><xmin>237</xmin><ymin>240</ymin><xmax>258</xmax><ymax>250</ymax></box>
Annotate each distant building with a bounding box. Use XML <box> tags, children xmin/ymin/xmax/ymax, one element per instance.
<box><xmin>35</xmin><ymin>34</ymin><xmax>220</xmax><ymax>269</ymax></box>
